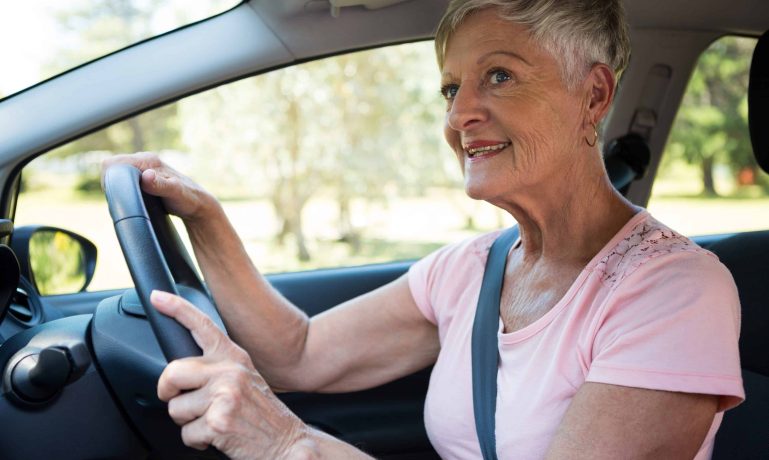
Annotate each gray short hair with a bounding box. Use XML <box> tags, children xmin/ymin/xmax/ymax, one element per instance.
<box><xmin>434</xmin><ymin>0</ymin><xmax>631</xmax><ymax>90</ymax></box>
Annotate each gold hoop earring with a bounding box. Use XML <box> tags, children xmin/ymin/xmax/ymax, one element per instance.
<box><xmin>585</xmin><ymin>122</ymin><xmax>598</xmax><ymax>147</ymax></box>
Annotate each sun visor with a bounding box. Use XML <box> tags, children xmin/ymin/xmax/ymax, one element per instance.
<box><xmin>749</xmin><ymin>30</ymin><xmax>769</xmax><ymax>173</ymax></box>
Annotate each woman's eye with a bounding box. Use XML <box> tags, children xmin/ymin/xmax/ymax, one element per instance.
<box><xmin>488</xmin><ymin>70</ymin><xmax>512</xmax><ymax>85</ymax></box>
<box><xmin>440</xmin><ymin>84</ymin><xmax>459</xmax><ymax>100</ymax></box>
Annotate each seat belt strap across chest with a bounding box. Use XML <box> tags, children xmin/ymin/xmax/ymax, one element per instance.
<box><xmin>472</xmin><ymin>226</ymin><xmax>519</xmax><ymax>460</ymax></box>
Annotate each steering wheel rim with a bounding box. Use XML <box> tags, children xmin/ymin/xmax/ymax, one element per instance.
<box><xmin>103</xmin><ymin>163</ymin><xmax>219</xmax><ymax>361</ymax></box>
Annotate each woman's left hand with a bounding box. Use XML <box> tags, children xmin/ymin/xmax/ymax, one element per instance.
<box><xmin>152</xmin><ymin>290</ymin><xmax>308</xmax><ymax>460</ymax></box>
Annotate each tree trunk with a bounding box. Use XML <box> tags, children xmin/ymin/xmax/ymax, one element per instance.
<box><xmin>272</xmin><ymin>181</ymin><xmax>290</xmax><ymax>245</ymax></box>
<box><xmin>276</xmin><ymin>218</ymin><xmax>290</xmax><ymax>245</ymax></box>
<box><xmin>286</xmin><ymin>99</ymin><xmax>311</xmax><ymax>262</ymax></box>
<box><xmin>271</xmin><ymin>199</ymin><xmax>310</xmax><ymax>261</ymax></box>
<box><xmin>337</xmin><ymin>193</ymin><xmax>361</xmax><ymax>253</ymax></box>
<box><xmin>291</xmin><ymin>211</ymin><xmax>311</xmax><ymax>262</ymax></box>
<box><xmin>128</xmin><ymin>117</ymin><xmax>146</xmax><ymax>152</ymax></box>
<box><xmin>464</xmin><ymin>215</ymin><xmax>476</xmax><ymax>231</ymax></box>
<box><xmin>338</xmin><ymin>193</ymin><xmax>352</xmax><ymax>236</ymax></box>
<box><xmin>701</xmin><ymin>156</ymin><xmax>718</xmax><ymax>196</ymax></box>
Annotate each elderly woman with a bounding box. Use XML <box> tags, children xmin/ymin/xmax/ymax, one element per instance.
<box><xmin>105</xmin><ymin>0</ymin><xmax>744</xmax><ymax>458</ymax></box>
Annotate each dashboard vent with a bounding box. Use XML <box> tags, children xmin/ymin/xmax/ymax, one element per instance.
<box><xmin>9</xmin><ymin>287</ymin><xmax>34</xmax><ymax>324</ymax></box>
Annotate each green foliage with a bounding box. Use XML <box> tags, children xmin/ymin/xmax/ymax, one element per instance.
<box><xmin>39</xmin><ymin>0</ymin><xmax>193</xmax><ymax>203</ymax></box>
<box><xmin>29</xmin><ymin>230</ymin><xmax>86</xmax><ymax>295</ymax></box>
<box><xmin>53</xmin><ymin>98</ymin><xmax>182</xmax><ymax>159</ymax></box>
<box><xmin>181</xmin><ymin>44</ymin><xmax>448</xmax><ymax>198</ymax></box>
<box><xmin>179</xmin><ymin>43</ymin><xmax>450</xmax><ymax>259</ymax></box>
<box><xmin>43</xmin><ymin>0</ymin><xmax>228</xmax><ymax>161</ymax></box>
<box><xmin>34</xmin><ymin>1</ymin><xmax>457</xmax><ymax>262</ymax></box>
<box><xmin>663</xmin><ymin>36</ymin><xmax>757</xmax><ymax>196</ymax></box>
<box><xmin>75</xmin><ymin>173</ymin><xmax>103</xmax><ymax>193</ymax></box>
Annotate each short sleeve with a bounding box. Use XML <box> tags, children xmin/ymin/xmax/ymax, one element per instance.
<box><xmin>408</xmin><ymin>249</ymin><xmax>442</xmax><ymax>325</ymax></box>
<box><xmin>407</xmin><ymin>232</ymin><xmax>497</xmax><ymax>328</ymax></box>
<box><xmin>586</xmin><ymin>251</ymin><xmax>744</xmax><ymax>411</ymax></box>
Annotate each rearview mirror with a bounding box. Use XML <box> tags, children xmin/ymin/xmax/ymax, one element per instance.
<box><xmin>11</xmin><ymin>226</ymin><xmax>97</xmax><ymax>296</ymax></box>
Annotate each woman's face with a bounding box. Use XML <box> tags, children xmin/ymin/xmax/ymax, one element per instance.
<box><xmin>441</xmin><ymin>8</ymin><xmax>589</xmax><ymax>202</ymax></box>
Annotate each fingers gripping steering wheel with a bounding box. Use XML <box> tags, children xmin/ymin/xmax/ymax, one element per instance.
<box><xmin>103</xmin><ymin>164</ymin><xmax>222</xmax><ymax>361</ymax></box>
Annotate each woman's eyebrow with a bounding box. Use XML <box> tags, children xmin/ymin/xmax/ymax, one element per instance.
<box><xmin>477</xmin><ymin>50</ymin><xmax>532</xmax><ymax>66</ymax></box>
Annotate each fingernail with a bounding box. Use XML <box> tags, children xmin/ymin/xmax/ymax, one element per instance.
<box><xmin>151</xmin><ymin>290</ymin><xmax>172</xmax><ymax>304</ymax></box>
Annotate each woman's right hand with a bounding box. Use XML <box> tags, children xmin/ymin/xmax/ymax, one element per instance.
<box><xmin>101</xmin><ymin>152</ymin><xmax>217</xmax><ymax>222</ymax></box>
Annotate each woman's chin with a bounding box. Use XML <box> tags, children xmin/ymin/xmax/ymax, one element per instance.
<box><xmin>464</xmin><ymin>181</ymin><xmax>493</xmax><ymax>201</ymax></box>
<box><xmin>464</xmin><ymin>178</ymin><xmax>523</xmax><ymax>203</ymax></box>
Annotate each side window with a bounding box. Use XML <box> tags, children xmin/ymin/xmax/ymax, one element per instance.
<box><xmin>648</xmin><ymin>36</ymin><xmax>768</xmax><ymax>235</ymax></box>
<box><xmin>15</xmin><ymin>41</ymin><xmax>513</xmax><ymax>293</ymax></box>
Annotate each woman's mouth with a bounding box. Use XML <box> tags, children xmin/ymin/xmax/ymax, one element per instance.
<box><xmin>465</xmin><ymin>142</ymin><xmax>511</xmax><ymax>159</ymax></box>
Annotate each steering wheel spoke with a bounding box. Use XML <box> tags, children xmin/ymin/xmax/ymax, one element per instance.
<box><xmin>103</xmin><ymin>164</ymin><xmax>223</xmax><ymax>362</ymax></box>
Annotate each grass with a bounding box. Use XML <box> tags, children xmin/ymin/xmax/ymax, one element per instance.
<box><xmin>14</xmin><ymin>169</ymin><xmax>769</xmax><ymax>292</ymax></box>
<box><xmin>648</xmin><ymin>163</ymin><xmax>769</xmax><ymax>235</ymax></box>
<box><xmin>647</xmin><ymin>195</ymin><xmax>769</xmax><ymax>236</ymax></box>
<box><xmin>14</xmin><ymin>187</ymin><xmax>503</xmax><ymax>290</ymax></box>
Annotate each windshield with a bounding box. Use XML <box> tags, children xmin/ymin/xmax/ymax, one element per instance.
<box><xmin>0</xmin><ymin>0</ymin><xmax>240</xmax><ymax>100</ymax></box>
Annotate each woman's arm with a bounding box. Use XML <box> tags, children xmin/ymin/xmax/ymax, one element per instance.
<box><xmin>186</xmin><ymin>202</ymin><xmax>439</xmax><ymax>392</ymax></box>
<box><xmin>287</xmin><ymin>428</ymin><xmax>375</xmax><ymax>459</ymax></box>
<box><xmin>546</xmin><ymin>383</ymin><xmax>718</xmax><ymax>459</ymax></box>
<box><xmin>102</xmin><ymin>153</ymin><xmax>439</xmax><ymax>393</ymax></box>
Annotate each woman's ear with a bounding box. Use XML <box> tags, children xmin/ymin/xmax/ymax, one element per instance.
<box><xmin>585</xmin><ymin>63</ymin><xmax>617</xmax><ymax>124</ymax></box>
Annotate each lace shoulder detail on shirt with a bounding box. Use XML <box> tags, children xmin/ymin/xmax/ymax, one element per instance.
<box><xmin>593</xmin><ymin>215</ymin><xmax>713</xmax><ymax>287</ymax></box>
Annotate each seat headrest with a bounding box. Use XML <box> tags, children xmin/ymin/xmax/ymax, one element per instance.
<box><xmin>749</xmin><ymin>30</ymin><xmax>769</xmax><ymax>173</ymax></box>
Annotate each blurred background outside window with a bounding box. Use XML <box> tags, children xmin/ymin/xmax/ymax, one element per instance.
<box><xmin>6</xmin><ymin>2</ymin><xmax>766</xmax><ymax>291</ymax></box>
<box><xmin>648</xmin><ymin>36</ymin><xmax>769</xmax><ymax>234</ymax></box>
<box><xmin>0</xmin><ymin>0</ymin><xmax>239</xmax><ymax>99</ymax></box>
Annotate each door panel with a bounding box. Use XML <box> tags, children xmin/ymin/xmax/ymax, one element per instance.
<box><xmin>269</xmin><ymin>261</ymin><xmax>438</xmax><ymax>458</ymax></box>
<box><xmin>40</xmin><ymin>261</ymin><xmax>436</xmax><ymax>457</ymax></box>
<box><xmin>268</xmin><ymin>261</ymin><xmax>411</xmax><ymax>315</ymax></box>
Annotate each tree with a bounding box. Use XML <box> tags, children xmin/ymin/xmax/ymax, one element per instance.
<box><xmin>664</xmin><ymin>37</ymin><xmax>754</xmax><ymax>196</ymax></box>
<box><xmin>43</xmin><ymin>0</ymin><xmax>197</xmax><ymax>184</ymax></box>
<box><xmin>321</xmin><ymin>48</ymin><xmax>448</xmax><ymax>246</ymax></box>
<box><xmin>179</xmin><ymin>43</ymin><xmax>447</xmax><ymax>261</ymax></box>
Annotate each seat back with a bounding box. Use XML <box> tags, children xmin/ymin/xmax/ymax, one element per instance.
<box><xmin>709</xmin><ymin>30</ymin><xmax>769</xmax><ymax>458</ymax></box>
<box><xmin>709</xmin><ymin>232</ymin><xmax>769</xmax><ymax>459</ymax></box>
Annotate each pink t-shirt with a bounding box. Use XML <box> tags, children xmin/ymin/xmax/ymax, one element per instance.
<box><xmin>408</xmin><ymin>210</ymin><xmax>744</xmax><ymax>459</ymax></box>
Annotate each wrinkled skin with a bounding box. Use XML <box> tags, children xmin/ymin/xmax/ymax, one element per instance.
<box><xmin>152</xmin><ymin>290</ymin><xmax>308</xmax><ymax>459</ymax></box>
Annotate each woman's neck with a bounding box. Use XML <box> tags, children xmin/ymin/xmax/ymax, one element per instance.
<box><xmin>494</xmin><ymin>158</ymin><xmax>638</xmax><ymax>265</ymax></box>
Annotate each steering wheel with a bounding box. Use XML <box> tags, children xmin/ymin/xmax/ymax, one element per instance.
<box><xmin>88</xmin><ymin>163</ymin><xmax>229</xmax><ymax>459</ymax></box>
<box><xmin>102</xmin><ymin>163</ymin><xmax>223</xmax><ymax>361</ymax></box>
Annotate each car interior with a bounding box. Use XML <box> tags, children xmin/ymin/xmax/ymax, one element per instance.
<box><xmin>0</xmin><ymin>0</ymin><xmax>767</xmax><ymax>458</ymax></box>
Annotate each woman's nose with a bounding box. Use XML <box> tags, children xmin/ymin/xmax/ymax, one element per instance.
<box><xmin>447</xmin><ymin>85</ymin><xmax>487</xmax><ymax>131</ymax></box>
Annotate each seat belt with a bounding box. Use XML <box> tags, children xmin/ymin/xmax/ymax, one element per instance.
<box><xmin>472</xmin><ymin>226</ymin><xmax>519</xmax><ymax>460</ymax></box>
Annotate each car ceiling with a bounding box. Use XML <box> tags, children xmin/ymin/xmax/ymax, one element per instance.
<box><xmin>626</xmin><ymin>0</ymin><xmax>769</xmax><ymax>35</ymax></box>
<box><xmin>247</xmin><ymin>0</ymin><xmax>447</xmax><ymax>59</ymax></box>
<box><xmin>249</xmin><ymin>0</ymin><xmax>769</xmax><ymax>62</ymax></box>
